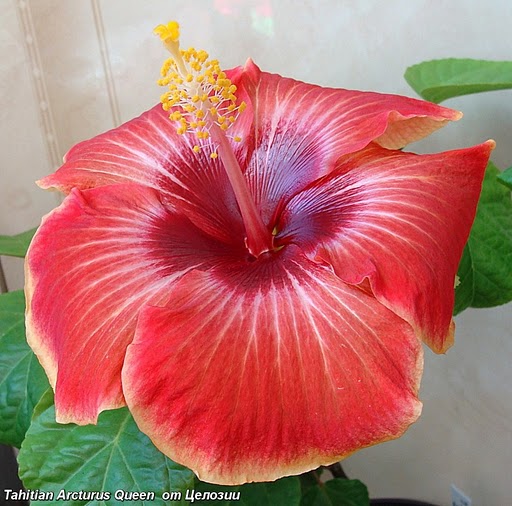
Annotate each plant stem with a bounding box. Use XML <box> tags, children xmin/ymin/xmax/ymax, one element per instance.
<box><xmin>327</xmin><ymin>462</ymin><xmax>349</xmax><ymax>479</ymax></box>
<box><xmin>0</xmin><ymin>258</ymin><xmax>8</xmax><ymax>293</ymax></box>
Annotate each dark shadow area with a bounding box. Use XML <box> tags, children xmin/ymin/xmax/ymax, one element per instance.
<box><xmin>0</xmin><ymin>445</ymin><xmax>28</xmax><ymax>506</ymax></box>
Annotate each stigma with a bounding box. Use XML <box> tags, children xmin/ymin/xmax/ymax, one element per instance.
<box><xmin>154</xmin><ymin>21</ymin><xmax>246</xmax><ymax>156</ymax></box>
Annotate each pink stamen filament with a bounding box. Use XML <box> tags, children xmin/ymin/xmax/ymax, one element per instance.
<box><xmin>209</xmin><ymin>124</ymin><xmax>274</xmax><ymax>257</ymax></box>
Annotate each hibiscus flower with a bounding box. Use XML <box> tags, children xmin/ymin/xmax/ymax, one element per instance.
<box><xmin>25</xmin><ymin>22</ymin><xmax>493</xmax><ymax>485</ymax></box>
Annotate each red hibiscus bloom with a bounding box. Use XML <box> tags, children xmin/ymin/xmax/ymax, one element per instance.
<box><xmin>25</xmin><ymin>23</ymin><xmax>492</xmax><ymax>484</ymax></box>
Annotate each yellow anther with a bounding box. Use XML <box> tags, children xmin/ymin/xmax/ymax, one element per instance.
<box><xmin>210</xmin><ymin>152</ymin><xmax>218</xmax><ymax>159</ymax></box>
<box><xmin>154</xmin><ymin>21</ymin><xmax>180</xmax><ymax>43</ymax></box>
<box><xmin>155</xmin><ymin>21</ymin><xmax>247</xmax><ymax>154</ymax></box>
<box><xmin>197</xmin><ymin>50</ymin><xmax>208</xmax><ymax>63</ymax></box>
<box><xmin>233</xmin><ymin>136</ymin><xmax>242</xmax><ymax>142</ymax></box>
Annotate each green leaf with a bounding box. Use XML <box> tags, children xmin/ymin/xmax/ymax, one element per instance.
<box><xmin>193</xmin><ymin>476</ymin><xmax>301</xmax><ymax>505</ymax></box>
<box><xmin>497</xmin><ymin>166</ymin><xmax>512</xmax><ymax>190</ymax></box>
<box><xmin>0</xmin><ymin>290</ymin><xmax>49</xmax><ymax>447</ymax></box>
<box><xmin>300</xmin><ymin>479</ymin><xmax>369</xmax><ymax>506</ymax></box>
<box><xmin>0</xmin><ymin>228</ymin><xmax>37</xmax><ymax>257</ymax></box>
<box><xmin>18</xmin><ymin>390</ymin><xmax>195</xmax><ymax>505</ymax></box>
<box><xmin>454</xmin><ymin>162</ymin><xmax>512</xmax><ymax>313</ymax></box>
<box><xmin>404</xmin><ymin>58</ymin><xmax>512</xmax><ymax>103</ymax></box>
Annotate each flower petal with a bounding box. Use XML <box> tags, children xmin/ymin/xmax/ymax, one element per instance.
<box><xmin>40</xmin><ymin>104</ymin><xmax>198</xmax><ymax>192</ymax></box>
<box><xmin>25</xmin><ymin>183</ymin><xmax>237</xmax><ymax>424</ymax></box>
<box><xmin>278</xmin><ymin>141</ymin><xmax>494</xmax><ymax>352</ymax></box>
<box><xmin>122</xmin><ymin>246</ymin><xmax>422</xmax><ymax>485</ymax></box>
<box><xmin>239</xmin><ymin>60</ymin><xmax>461</xmax><ymax>224</ymax></box>
<box><xmin>37</xmin><ymin>66</ymin><xmax>253</xmax><ymax>244</ymax></box>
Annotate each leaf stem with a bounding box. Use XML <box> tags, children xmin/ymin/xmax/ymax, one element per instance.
<box><xmin>327</xmin><ymin>462</ymin><xmax>349</xmax><ymax>479</ymax></box>
<box><xmin>0</xmin><ymin>258</ymin><xmax>8</xmax><ymax>293</ymax></box>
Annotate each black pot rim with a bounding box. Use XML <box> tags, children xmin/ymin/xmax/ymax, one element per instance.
<box><xmin>370</xmin><ymin>499</ymin><xmax>440</xmax><ymax>506</ymax></box>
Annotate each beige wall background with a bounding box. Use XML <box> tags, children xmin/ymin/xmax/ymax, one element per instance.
<box><xmin>1</xmin><ymin>1</ymin><xmax>511</xmax><ymax>504</ymax></box>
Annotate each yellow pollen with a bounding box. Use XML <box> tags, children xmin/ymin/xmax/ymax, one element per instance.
<box><xmin>155</xmin><ymin>21</ymin><xmax>246</xmax><ymax>153</ymax></box>
<box><xmin>210</xmin><ymin>152</ymin><xmax>218</xmax><ymax>159</ymax></box>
